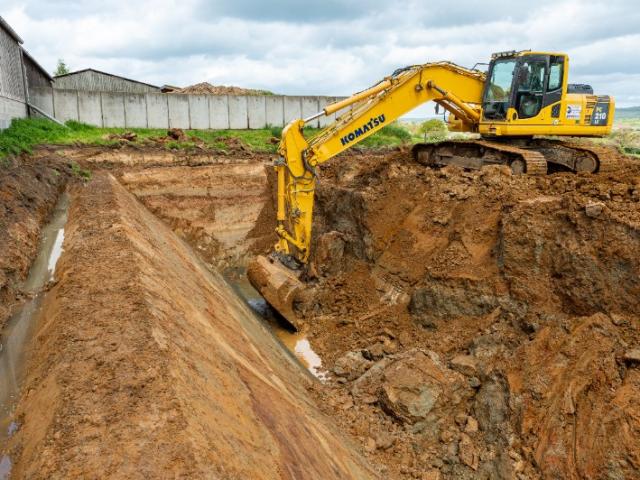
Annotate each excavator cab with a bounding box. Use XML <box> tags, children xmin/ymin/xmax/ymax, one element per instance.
<box><xmin>482</xmin><ymin>51</ymin><xmax>566</xmax><ymax>122</ymax></box>
<box><xmin>478</xmin><ymin>50</ymin><xmax>613</xmax><ymax>137</ymax></box>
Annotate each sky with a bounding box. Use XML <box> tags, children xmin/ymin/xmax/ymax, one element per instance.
<box><xmin>3</xmin><ymin>0</ymin><xmax>640</xmax><ymax>109</ymax></box>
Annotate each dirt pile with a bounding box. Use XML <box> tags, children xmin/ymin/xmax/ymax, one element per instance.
<box><xmin>0</xmin><ymin>156</ymin><xmax>69</xmax><ymax>329</ymax></box>
<box><xmin>293</xmin><ymin>151</ymin><xmax>640</xmax><ymax>479</ymax></box>
<box><xmin>2</xmin><ymin>172</ymin><xmax>378</xmax><ymax>479</ymax></box>
<box><xmin>172</xmin><ymin>82</ymin><xmax>273</xmax><ymax>96</ymax></box>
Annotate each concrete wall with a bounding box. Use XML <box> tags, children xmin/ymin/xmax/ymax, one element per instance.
<box><xmin>28</xmin><ymin>88</ymin><xmax>346</xmax><ymax>130</ymax></box>
<box><xmin>0</xmin><ymin>96</ymin><xmax>27</xmax><ymax>130</ymax></box>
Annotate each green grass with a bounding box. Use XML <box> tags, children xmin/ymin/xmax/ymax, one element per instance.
<box><xmin>5</xmin><ymin>117</ymin><xmax>640</xmax><ymax>163</ymax></box>
<box><xmin>0</xmin><ymin>118</ymin><xmax>417</xmax><ymax>159</ymax></box>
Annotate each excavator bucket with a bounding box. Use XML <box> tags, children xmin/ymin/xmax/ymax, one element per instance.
<box><xmin>247</xmin><ymin>255</ymin><xmax>305</xmax><ymax>331</ymax></box>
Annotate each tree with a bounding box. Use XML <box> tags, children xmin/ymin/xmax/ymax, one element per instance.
<box><xmin>417</xmin><ymin>119</ymin><xmax>447</xmax><ymax>142</ymax></box>
<box><xmin>53</xmin><ymin>59</ymin><xmax>70</xmax><ymax>76</ymax></box>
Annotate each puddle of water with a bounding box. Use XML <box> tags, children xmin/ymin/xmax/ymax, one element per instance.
<box><xmin>0</xmin><ymin>455</ymin><xmax>11</xmax><ymax>480</ymax></box>
<box><xmin>0</xmin><ymin>192</ymin><xmax>69</xmax><ymax>449</ymax></box>
<box><xmin>223</xmin><ymin>267</ymin><xmax>329</xmax><ymax>381</ymax></box>
<box><xmin>47</xmin><ymin>229</ymin><xmax>65</xmax><ymax>281</ymax></box>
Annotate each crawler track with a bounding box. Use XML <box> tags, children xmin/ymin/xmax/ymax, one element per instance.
<box><xmin>412</xmin><ymin>138</ymin><xmax>625</xmax><ymax>175</ymax></box>
<box><xmin>412</xmin><ymin>140</ymin><xmax>548</xmax><ymax>175</ymax></box>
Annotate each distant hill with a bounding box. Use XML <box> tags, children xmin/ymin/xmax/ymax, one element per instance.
<box><xmin>615</xmin><ymin>106</ymin><xmax>640</xmax><ymax>119</ymax></box>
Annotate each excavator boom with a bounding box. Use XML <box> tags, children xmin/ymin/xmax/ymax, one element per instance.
<box><xmin>274</xmin><ymin>62</ymin><xmax>485</xmax><ymax>263</ymax></box>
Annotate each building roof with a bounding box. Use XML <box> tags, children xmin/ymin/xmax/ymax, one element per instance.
<box><xmin>0</xmin><ymin>16</ymin><xmax>23</xmax><ymax>44</ymax></box>
<box><xmin>53</xmin><ymin>68</ymin><xmax>160</xmax><ymax>89</ymax></box>
<box><xmin>22</xmin><ymin>48</ymin><xmax>53</xmax><ymax>82</ymax></box>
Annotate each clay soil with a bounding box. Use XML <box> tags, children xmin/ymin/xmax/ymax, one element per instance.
<box><xmin>1</xmin><ymin>164</ymin><xmax>376</xmax><ymax>479</ymax></box>
<box><xmin>294</xmin><ymin>149</ymin><xmax>640</xmax><ymax>479</ymax></box>
<box><xmin>2</xmin><ymin>143</ymin><xmax>640</xmax><ymax>479</ymax></box>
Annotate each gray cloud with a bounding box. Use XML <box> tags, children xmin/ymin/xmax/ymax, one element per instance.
<box><xmin>3</xmin><ymin>0</ymin><xmax>640</xmax><ymax>106</ymax></box>
<box><xmin>197</xmin><ymin>0</ymin><xmax>389</xmax><ymax>22</ymax></box>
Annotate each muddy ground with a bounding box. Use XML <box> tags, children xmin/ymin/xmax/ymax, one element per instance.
<box><xmin>298</xmin><ymin>151</ymin><xmax>640</xmax><ymax>479</ymax></box>
<box><xmin>0</xmin><ymin>156</ymin><xmax>70</xmax><ymax>331</ymax></box>
<box><xmin>1</xmin><ymin>143</ymin><xmax>639</xmax><ymax>479</ymax></box>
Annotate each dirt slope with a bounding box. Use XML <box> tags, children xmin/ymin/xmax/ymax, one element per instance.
<box><xmin>293</xmin><ymin>151</ymin><xmax>640</xmax><ymax>479</ymax></box>
<box><xmin>0</xmin><ymin>156</ymin><xmax>69</xmax><ymax>329</ymax></box>
<box><xmin>3</xmin><ymin>172</ymin><xmax>378</xmax><ymax>479</ymax></box>
<box><xmin>119</xmin><ymin>162</ymin><xmax>274</xmax><ymax>269</ymax></box>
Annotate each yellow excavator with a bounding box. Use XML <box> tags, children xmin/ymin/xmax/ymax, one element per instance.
<box><xmin>248</xmin><ymin>50</ymin><xmax>617</xmax><ymax>325</ymax></box>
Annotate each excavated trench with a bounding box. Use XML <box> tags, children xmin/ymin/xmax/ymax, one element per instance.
<box><xmin>1</xmin><ymin>145</ymin><xmax>640</xmax><ymax>479</ymax></box>
<box><xmin>0</xmin><ymin>192</ymin><xmax>69</xmax><ymax>446</ymax></box>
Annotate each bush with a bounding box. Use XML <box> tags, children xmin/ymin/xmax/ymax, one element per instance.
<box><xmin>417</xmin><ymin>119</ymin><xmax>448</xmax><ymax>142</ymax></box>
<box><xmin>379</xmin><ymin>123</ymin><xmax>412</xmax><ymax>141</ymax></box>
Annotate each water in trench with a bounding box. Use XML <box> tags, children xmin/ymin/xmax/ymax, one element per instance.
<box><xmin>223</xmin><ymin>267</ymin><xmax>328</xmax><ymax>381</ymax></box>
<box><xmin>0</xmin><ymin>192</ymin><xmax>69</xmax><ymax>476</ymax></box>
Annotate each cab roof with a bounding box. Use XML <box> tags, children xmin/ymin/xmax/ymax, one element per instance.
<box><xmin>491</xmin><ymin>50</ymin><xmax>566</xmax><ymax>59</ymax></box>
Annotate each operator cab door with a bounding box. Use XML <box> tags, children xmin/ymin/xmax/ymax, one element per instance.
<box><xmin>482</xmin><ymin>54</ymin><xmax>566</xmax><ymax>123</ymax></box>
<box><xmin>513</xmin><ymin>54</ymin><xmax>565</xmax><ymax>120</ymax></box>
<box><xmin>514</xmin><ymin>55</ymin><xmax>547</xmax><ymax>119</ymax></box>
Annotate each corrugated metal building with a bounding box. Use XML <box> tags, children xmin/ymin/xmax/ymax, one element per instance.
<box><xmin>53</xmin><ymin>69</ymin><xmax>160</xmax><ymax>94</ymax></box>
<box><xmin>23</xmin><ymin>49</ymin><xmax>53</xmax><ymax>90</ymax></box>
<box><xmin>0</xmin><ymin>16</ymin><xmax>27</xmax><ymax>129</ymax></box>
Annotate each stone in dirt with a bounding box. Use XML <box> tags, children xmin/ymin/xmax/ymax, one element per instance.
<box><xmin>379</xmin><ymin>350</ymin><xmax>463</xmax><ymax>425</ymax></box>
<box><xmin>458</xmin><ymin>433</ymin><xmax>479</xmax><ymax>470</ymax></box>
<box><xmin>623</xmin><ymin>348</ymin><xmax>640</xmax><ymax>364</ymax></box>
<box><xmin>585</xmin><ymin>201</ymin><xmax>605</xmax><ymax>218</ymax></box>
<box><xmin>333</xmin><ymin>350</ymin><xmax>372</xmax><ymax>381</ymax></box>
<box><xmin>449</xmin><ymin>355</ymin><xmax>478</xmax><ymax>377</ymax></box>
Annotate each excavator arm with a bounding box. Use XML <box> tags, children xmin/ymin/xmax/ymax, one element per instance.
<box><xmin>274</xmin><ymin>62</ymin><xmax>486</xmax><ymax>264</ymax></box>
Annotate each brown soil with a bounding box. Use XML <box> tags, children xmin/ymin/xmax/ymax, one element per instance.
<box><xmin>0</xmin><ymin>155</ymin><xmax>70</xmax><ymax>330</ymax></box>
<box><xmin>293</xmin><ymin>150</ymin><xmax>640</xmax><ymax>479</ymax></box>
<box><xmin>2</xmin><ymin>172</ymin><xmax>377</xmax><ymax>479</ymax></box>
<box><xmin>3</xmin><ymin>143</ymin><xmax>640</xmax><ymax>479</ymax></box>
<box><xmin>171</xmin><ymin>82</ymin><xmax>273</xmax><ymax>96</ymax></box>
<box><xmin>118</xmin><ymin>161</ymin><xmax>274</xmax><ymax>269</ymax></box>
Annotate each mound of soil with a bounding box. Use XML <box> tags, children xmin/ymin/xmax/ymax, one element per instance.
<box><xmin>172</xmin><ymin>82</ymin><xmax>273</xmax><ymax>96</ymax></box>
<box><xmin>295</xmin><ymin>151</ymin><xmax>640</xmax><ymax>479</ymax></box>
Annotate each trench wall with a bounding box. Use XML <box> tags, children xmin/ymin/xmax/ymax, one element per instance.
<box><xmin>2</xmin><ymin>172</ymin><xmax>377</xmax><ymax>479</ymax></box>
<box><xmin>29</xmin><ymin>87</ymin><xmax>347</xmax><ymax>129</ymax></box>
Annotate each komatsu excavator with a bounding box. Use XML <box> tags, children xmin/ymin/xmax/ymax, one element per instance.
<box><xmin>248</xmin><ymin>50</ymin><xmax>617</xmax><ymax>325</ymax></box>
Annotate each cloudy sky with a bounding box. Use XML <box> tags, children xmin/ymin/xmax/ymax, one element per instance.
<box><xmin>3</xmin><ymin>0</ymin><xmax>640</xmax><ymax>107</ymax></box>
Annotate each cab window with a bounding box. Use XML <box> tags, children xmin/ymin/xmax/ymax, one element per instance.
<box><xmin>548</xmin><ymin>61</ymin><xmax>563</xmax><ymax>91</ymax></box>
<box><xmin>485</xmin><ymin>59</ymin><xmax>516</xmax><ymax>102</ymax></box>
<box><xmin>515</xmin><ymin>59</ymin><xmax>547</xmax><ymax>118</ymax></box>
<box><xmin>483</xmin><ymin>59</ymin><xmax>517</xmax><ymax>120</ymax></box>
